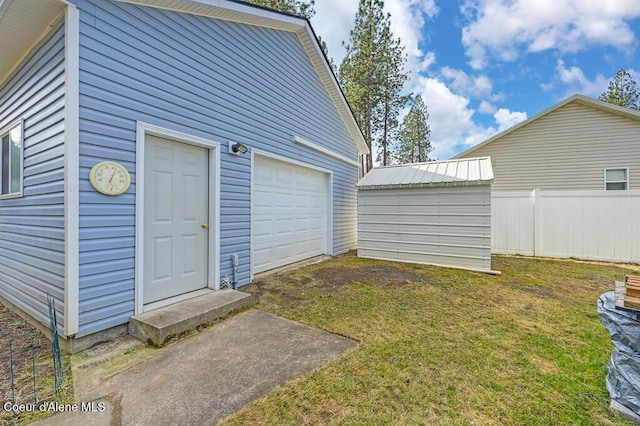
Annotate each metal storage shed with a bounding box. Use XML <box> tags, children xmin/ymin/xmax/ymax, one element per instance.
<box><xmin>357</xmin><ymin>157</ymin><xmax>499</xmax><ymax>274</ymax></box>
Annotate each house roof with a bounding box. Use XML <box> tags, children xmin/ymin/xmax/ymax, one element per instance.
<box><xmin>357</xmin><ymin>157</ymin><xmax>494</xmax><ymax>190</ymax></box>
<box><xmin>0</xmin><ymin>0</ymin><xmax>369</xmax><ymax>155</ymax></box>
<box><xmin>454</xmin><ymin>94</ymin><xmax>640</xmax><ymax>159</ymax></box>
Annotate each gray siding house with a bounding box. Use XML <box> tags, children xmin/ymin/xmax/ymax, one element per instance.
<box><xmin>455</xmin><ymin>94</ymin><xmax>640</xmax><ymax>191</ymax></box>
<box><xmin>0</xmin><ymin>0</ymin><xmax>368</xmax><ymax>348</ymax></box>
<box><xmin>455</xmin><ymin>94</ymin><xmax>640</xmax><ymax>264</ymax></box>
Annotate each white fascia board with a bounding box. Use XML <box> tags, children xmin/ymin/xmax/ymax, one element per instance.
<box><xmin>294</xmin><ymin>24</ymin><xmax>369</xmax><ymax>155</ymax></box>
<box><xmin>292</xmin><ymin>136</ymin><xmax>360</xmax><ymax>167</ymax></box>
<box><xmin>119</xmin><ymin>0</ymin><xmax>304</xmax><ymax>30</ymax></box>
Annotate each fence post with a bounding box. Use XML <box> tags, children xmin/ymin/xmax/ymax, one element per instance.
<box><xmin>533</xmin><ymin>189</ymin><xmax>541</xmax><ymax>256</ymax></box>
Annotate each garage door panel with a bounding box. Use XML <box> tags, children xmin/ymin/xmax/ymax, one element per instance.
<box><xmin>255</xmin><ymin>162</ymin><xmax>273</xmax><ymax>180</ymax></box>
<box><xmin>277</xmin><ymin>191</ymin><xmax>293</xmax><ymax>207</ymax></box>
<box><xmin>252</xmin><ymin>219</ymin><xmax>272</xmax><ymax>236</ymax></box>
<box><xmin>252</xmin><ymin>156</ymin><xmax>328</xmax><ymax>274</ymax></box>
<box><xmin>310</xmin><ymin>217</ymin><xmax>323</xmax><ymax>230</ymax></box>
<box><xmin>276</xmin><ymin>220</ymin><xmax>294</xmax><ymax>237</ymax></box>
<box><xmin>293</xmin><ymin>221</ymin><xmax>307</xmax><ymax>233</ymax></box>
<box><xmin>253</xmin><ymin>244</ymin><xmax>272</xmax><ymax>271</ymax></box>
<box><xmin>295</xmin><ymin>193</ymin><xmax>309</xmax><ymax>208</ymax></box>
<box><xmin>276</xmin><ymin>167</ymin><xmax>293</xmax><ymax>183</ymax></box>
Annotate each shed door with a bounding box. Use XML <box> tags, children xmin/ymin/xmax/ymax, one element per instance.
<box><xmin>252</xmin><ymin>156</ymin><xmax>328</xmax><ymax>274</ymax></box>
<box><xmin>143</xmin><ymin>135</ymin><xmax>209</xmax><ymax>304</ymax></box>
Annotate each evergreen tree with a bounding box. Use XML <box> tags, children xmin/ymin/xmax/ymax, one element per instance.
<box><xmin>598</xmin><ymin>69</ymin><xmax>639</xmax><ymax>110</ymax></box>
<box><xmin>375</xmin><ymin>23</ymin><xmax>410</xmax><ymax>166</ymax></box>
<box><xmin>243</xmin><ymin>0</ymin><xmax>315</xmax><ymax>19</ymax></box>
<box><xmin>318</xmin><ymin>36</ymin><xmax>338</xmax><ymax>75</ymax></box>
<box><xmin>339</xmin><ymin>0</ymin><xmax>409</xmax><ymax>171</ymax></box>
<box><xmin>396</xmin><ymin>95</ymin><xmax>432</xmax><ymax>164</ymax></box>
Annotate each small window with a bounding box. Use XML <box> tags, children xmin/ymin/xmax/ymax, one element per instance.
<box><xmin>605</xmin><ymin>168</ymin><xmax>628</xmax><ymax>191</ymax></box>
<box><xmin>0</xmin><ymin>122</ymin><xmax>23</xmax><ymax>198</ymax></box>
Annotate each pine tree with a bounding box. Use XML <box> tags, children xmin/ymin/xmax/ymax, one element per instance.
<box><xmin>396</xmin><ymin>95</ymin><xmax>432</xmax><ymax>164</ymax></box>
<box><xmin>598</xmin><ymin>69</ymin><xmax>639</xmax><ymax>110</ymax></box>
<box><xmin>243</xmin><ymin>0</ymin><xmax>315</xmax><ymax>19</ymax></box>
<box><xmin>339</xmin><ymin>0</ymin><xmax>409</xmax><ymax>171</ymax></box>
<box><xmin>318</xmin><ymin>36</ymin><xmax>338</xmax><ymax>75</ymax></box>
<box><xmin>375</xmin><ymin>23</ymin><xmax>410</xmax><ymax>166</ymax></box>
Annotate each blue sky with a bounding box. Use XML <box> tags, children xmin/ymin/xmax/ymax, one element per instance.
<box><xmin>310</xmin><ymin>0</ymin><xmax>640</xmax><ymax>160</ymax></box>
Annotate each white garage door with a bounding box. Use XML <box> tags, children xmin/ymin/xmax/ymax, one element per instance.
<box><xmin>252</xmin><ymin>155</ymin><xmax>329</xmax><ymax>274</ymax></box>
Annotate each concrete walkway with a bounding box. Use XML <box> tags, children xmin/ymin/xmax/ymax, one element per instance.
<box><xmin>35</xmin><ymin>310</ymin><xmax>355</xmax><ymax>425</ymax></box>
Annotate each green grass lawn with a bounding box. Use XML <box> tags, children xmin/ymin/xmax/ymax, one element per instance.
<box><xmin>221</xmin><ymin>255</ymin><xmax>636</xmax><ymax>425</ymax></box>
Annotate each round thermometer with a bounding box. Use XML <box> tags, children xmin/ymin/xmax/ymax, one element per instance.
<box><xmin>89</xmin><ymin>161</ymin><xmax>131</xmax><ymax>196</ymax></box>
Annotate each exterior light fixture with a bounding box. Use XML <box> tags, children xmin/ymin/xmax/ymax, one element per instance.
<box><xmin>230</xmin><ymin>142</ymin><xmax>248</xmax><ymax>154</ymax></box>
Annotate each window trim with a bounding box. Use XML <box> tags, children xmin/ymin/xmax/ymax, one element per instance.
<box><xmin>0</xmin><ymin>120</ymin><xmax>24</xmax><ymax>200</ymax></box>
<box><xmin>604</xmin><ymin>167</ymin><xmax>629</xmax><ymax>191</ymax></box>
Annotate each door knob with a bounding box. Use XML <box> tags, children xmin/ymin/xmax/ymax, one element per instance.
<box><xmin>202</xmin><ymin>223</ymin><xmax>209</xmax><ymax>229</ymax></box>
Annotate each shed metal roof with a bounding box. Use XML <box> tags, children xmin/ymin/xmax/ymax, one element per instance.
<box><xmin>357</xmin><ymin>157</ymin><xmax>494</xmax><ymax>189</ymax></box>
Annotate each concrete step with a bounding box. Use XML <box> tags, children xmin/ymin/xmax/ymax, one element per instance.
<box><xmin>129</xmin><ymin>289</ymin><xmax>253</xmax><ymax>347</ymax></box>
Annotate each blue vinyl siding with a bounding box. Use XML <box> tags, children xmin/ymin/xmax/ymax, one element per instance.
<box><xmin>73</xmin><ymin>0</ymin><xmax>359</xmax><ymax>335</ymax></box>
<box><xmin>0</xmin><ymin>20</ymin><xmax>66</xmax><ymax>327</ymax></box>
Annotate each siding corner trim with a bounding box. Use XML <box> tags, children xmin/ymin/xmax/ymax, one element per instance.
<box><xmin>63</xmin><ymin>3</ymin><xmax>80</xmax><ymax>337</ymax></box>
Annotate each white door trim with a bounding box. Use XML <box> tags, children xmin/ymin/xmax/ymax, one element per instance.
<box><xmin>135</xmin><ymin>122</ymin><xmax>221</xmax><ymax>314</ymax></box>
<box><xmin>250</xmin><ymin>149</ymin><xmax>333</xmax><ymax>281</ymax></box>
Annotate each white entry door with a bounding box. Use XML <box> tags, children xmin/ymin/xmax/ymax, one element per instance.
<box><xmin>144</xmin><ymin>135</ymin><xmax>209</xmax><ymax>304</ymax></box>
<box><xmin>252</xmin><ymin>155</ymin><xmax>329</xmax><ymax>274</ymax></box>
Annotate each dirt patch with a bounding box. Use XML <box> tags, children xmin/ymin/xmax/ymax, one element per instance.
<box><xmin>312</xmin><ymin>265</ymin><xmax>426</xmax><ymax>288</ymax></box>
<box><xmin>245</xmin><ymin>262</ymin><xmax>428</xmax><ymax>306</ymax></box>
<box><xmin>0</xmin><ymin>302</ymin><xmax>71</xmax><ymax>424</ymax></box>
<box><xmin>0</xmin><ymin>304</ymin><xmax>52</xmax><ymax>403</ymax></box>
<box><xmin>502</xmin><ymin>279</ymin><xmax>557</xmax><ymax>299</ymax></box>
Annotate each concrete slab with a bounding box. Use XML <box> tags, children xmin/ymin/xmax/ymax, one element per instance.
<box><xmin>72</xmin><ymin>335</ymin><xmax>146</xmax><ymax>370</ymax></box>
<box><xmin>36</xmin><ymin>310</ymin><xmax>355</xmax><ymax>425</ymax></box>
<box><xmin>129</xmin><ymin>289</ymin><xmax>253</xmax><ymax>346</ymax></box>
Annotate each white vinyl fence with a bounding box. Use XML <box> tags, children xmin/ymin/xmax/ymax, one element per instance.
<box><xmin>492</xmin><ymin>190</ymin><xmax>640</xmax><ymax>263</ymax></box>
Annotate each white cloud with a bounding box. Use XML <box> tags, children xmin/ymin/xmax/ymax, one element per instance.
<box><xmin>461</xmin><ymin>0</ymin><xmax>640</xmax><ymax>69</ymax></box>
<box><xmin>493</xmin><ymin>108</ymin><xmax>527</xmax><ymax>131</ymax></box>
<box><xmin>439</xmin><ymin>67</ymin><xmax>493</xmax><ymax>98</ymax></box>
<box><xmin>385</xmin><ymin>0</ymin><xmax>439</xmax><ymax>91</ymax></box>
<box><xmin>413</xmin><ymin>76</ymin><xmax>482</xmax><ymax>159</ymax></box>
<box><xmin>386</xmin><ymin>0</ymin><xmax>438</xmax><ymax>69</ymax></box>
<box><xmin>462</xmin><ymin>127</ymin><xmax>499</xmax><ymax>150</ymax></box>
<box><xmin>418</xmin><ymin>51</ymin><xmax>437</xmax><ymax>72</ymax></box>
<box><xmin>544</xmin><ymin>60</ymin><xmax>609</xmax><ymax>98</ymax></box>
<box><xmin>411</xmin><ymin>75</ymin><xmax>528</xmax><ymax>158</ymax></box>
<box><xmin>310</xmin><ymin>0</ymin><xmax>358</xmax><ymax>65</ymax></box>
<box><xmin>450</xmin><ymin>107</ymin><xmax>526</xmax><ymax>156</ymax></box>
<box><xmin>478</xmin><ymin>100</ymin><xmax>496</xmax><ymax>114</ymax></box>
<box><xmin>310</xmin><ymin>1</ymin><xmax>527</xmax><ymax>160</ymax></box>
